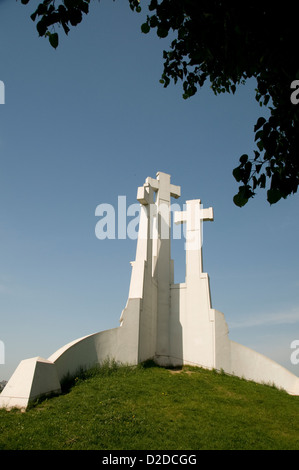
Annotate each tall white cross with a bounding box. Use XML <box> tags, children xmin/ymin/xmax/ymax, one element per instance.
<box><xmin>137</xmin><ymin>172</ymin><xmax>180</xmax><ymax>360</ymax></box>
<box><xmin>174</xmin><ymin>199</ymin><xmax>213</xmax><ymax>275</ymax></box>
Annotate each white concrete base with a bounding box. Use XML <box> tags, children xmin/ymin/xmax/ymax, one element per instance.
<box><xmin>229</xmin><ymin>340</ymin><xmax>299</xmax><ymax>395</ymax></box>
<box><xmin>0</xmin><ymin>357</ymin><xmax>61</xmax><ymax>411</ymax></box>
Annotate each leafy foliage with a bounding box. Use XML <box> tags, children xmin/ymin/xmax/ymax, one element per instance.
<box><xmin>134</xmin><ymin>1</ymin><xmax>299</xmax><ymax>206</ymax></box>
<box><xmin>19</xmin><ymin>0</ymin><xmax>91</xmax><ymax>47</ymax></box>
<box><xmin>18</xmin><ymin>0</ymin><xmax>299</xmax><ymax>205</ymax></box>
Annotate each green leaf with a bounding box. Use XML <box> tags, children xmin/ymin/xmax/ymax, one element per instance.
<box><xmin>244</xmin><ymin>161</ymin><xmax>252</xmax><ymax>179</ymax></box>
<box><xmin>233</xmin><ymin>190</ymin><xmax>248</xmax><ymax>207</ymax></box>
<box><xmin>252</xmin><ymin>175</ymin><xmax>258</xmax><ymax>190</ymax></box>
<box><xmin>232</xmin><ymin>167</ymin><xmax>242</xmax><ymax>182</ymax></box>
<box><xmin>253</xmin><ymin>151</ymin><xmax>260</xmax><ymax>161</ymax></box>
<box><xmin>239</xmin><ymin>154</ymin><xmax>248</xmax><ymax>165</ymax></box>
<box><xmin>64</xmin><ymin>0</ymin><xmax>73</xmax><ymax>8</ymax></box>
<box><xmin>233</xmin><ymin>185</ymin><xmax>254</xmax><ymax>207</ymax></box>
<box><xmin>36</xmin><ymin>19</ymin><xmax>48</xmax><ymax>37</ymax></box>
<box><xmin>257</xmin><ymin>140</ymin><xmax>264</xmax><ymax>151</ymax></box>
<box><xmin>157</xmin><ymin>26</ymin><xmax>169</xmax><ymax>38</ymax></box>
<box><xmin>30</xmin><ymin>12</ymin><xmax>38</xmax><ymax>21</ymax></box>
<box><xmin>149</xmin><ymin>15</ymin><xmax>159</xmax><ymax>28</ymax></box>
<box><xmin>49</xmin><ymin>32</ymin><xmax>59</xmax><ymax>49</ymax></box>
<box><xmin>69</xmin><ymin>9</ymin><xmax>82</xmax><ymax>26</ymax></box>
<box><xmin>36</xmin><ymin>3</ymin><xmax>48</xmax><ymax>15</ymax></box>
<box><xmin>258</xmin><ymin>173</ymin><xmax>266</xmax><ymax>188</ymax></box>
<box><xmin>254</xmin><ymin>130</ymin><xmax>263</xmax><ymax>142</ymax></box>
<box><xmin>267</xmin><ymin>188</ymin><xmax>282</xmax><ymax>205</ymax></box>
<box><xmin>263</xmin><ymin>95</ymin><xmax>269</xmax><ymax>106</ymax></box>
<box><xmin>62</xmin><ymin>22</ymin><xmax>70</xmax><ymax>35</ymax></box>
<box><xmin>81</xmin><ymin>3</ymin><xmax>89</xmax><ymax>15</ymax></box>
<box><xmin>149</xmin><ymin>0</ymin><xmax>158</xmax><ymax>11</ymax></box>
<box><xmin>141</xmin><ymin>23</ymin><xmax>150</xmax><ymax>34</ymax></box>
<box><xmin>254</xmin><ymin>117</ymin><xmax>266</xmax><ymax>132</ymax></box>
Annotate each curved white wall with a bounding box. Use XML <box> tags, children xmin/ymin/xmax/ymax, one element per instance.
<box><xmin>230</xmin><ymin>340</ymin><xmax>299</xmax><ymax>395</ymax></box>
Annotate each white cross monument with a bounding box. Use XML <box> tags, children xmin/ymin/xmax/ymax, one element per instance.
<box><xmin>1</xmin><ymin>171</ymin><xmax>299</xmax><ymax>410</ymax></box>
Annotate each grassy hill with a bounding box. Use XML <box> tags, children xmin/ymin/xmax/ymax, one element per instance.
<box><xmin>0</xmin><ymin>361</ymin><xmax>299</xmax><ymax>450</ymax></box>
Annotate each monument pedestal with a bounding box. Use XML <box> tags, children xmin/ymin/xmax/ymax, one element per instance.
<box><xmin>0</xmin><ymin>357</ymin><xmax>61</xmax><ymax>411</ymax></box>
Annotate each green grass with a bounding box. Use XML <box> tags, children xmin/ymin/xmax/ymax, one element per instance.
<box><xmin>0</xmin><ymin>361</ymin><xmax>299</xmax><ymax>450</ymax></box>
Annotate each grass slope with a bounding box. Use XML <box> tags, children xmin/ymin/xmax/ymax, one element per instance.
<box><xmin>0</xmin><ymin>362</ymin><xmax>299</xmax><ymax>450</ymax></box>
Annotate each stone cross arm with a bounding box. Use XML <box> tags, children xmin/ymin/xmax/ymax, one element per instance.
<box><xmin>146</xmin><ymin>172</ymin><xmax>181</xmax><ymax>202</ymax></box>
<box><xmin>137</xmin><ymin>172</ymin><xmax>181</xmax><ymax>205</ymax></box>
<box><xmin>174</xmin><ymin>199</ymin><xmax>213</xmax><ymax>231</ymax></box>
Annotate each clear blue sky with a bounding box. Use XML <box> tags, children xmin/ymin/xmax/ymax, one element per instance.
<box><xmin>0</xmin><ymin>0</ymin><xmax>299</xmax><ymax>381</ymax></box>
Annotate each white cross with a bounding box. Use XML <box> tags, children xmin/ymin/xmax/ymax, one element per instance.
<box><xmin>174</xmin><ymin>199</ymin><xmax>213</xmax><ymax>251</ymax></box>
<box><xmin>137</xmin><ymin>172</ymin><xmax>180</xmax><ymax>206</ymax></box>
<box><xmin>137</xmin><ymin>172</ymin><xmax>180</xmax><ymax>241</ymax></box>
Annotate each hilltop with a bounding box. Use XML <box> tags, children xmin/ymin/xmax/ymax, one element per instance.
<box><xmin>0</xmin><ymin>362</ymin><xmax>298</xmax><ymax>450</ymax></box>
